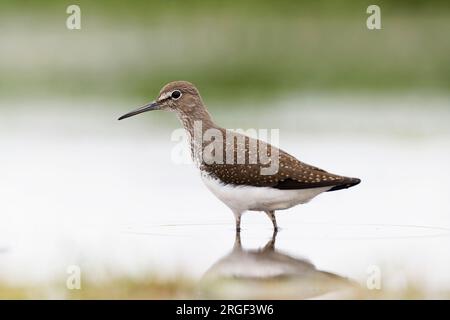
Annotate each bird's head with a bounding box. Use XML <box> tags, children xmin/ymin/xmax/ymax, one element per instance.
<box><xmin>118</xmin><ymin>81</ymin><xmax>204</xmax><ymax>120</ymax></box>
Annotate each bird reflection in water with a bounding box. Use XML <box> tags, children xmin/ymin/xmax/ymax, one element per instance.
<box><xmin>200</xmin><ymin>231</ymin><xmax>359</xmax><ymax>299</ymax></box>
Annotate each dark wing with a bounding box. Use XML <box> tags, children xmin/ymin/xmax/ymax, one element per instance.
<box><xmin>201</xmin><ymin>130</ymin><xmax>361</xmax><ymax>191</ymax></box>
<box><xmin>272</xmin><ymin>152</ymin><xmax>361</xmax><ymax>192</ymax></box>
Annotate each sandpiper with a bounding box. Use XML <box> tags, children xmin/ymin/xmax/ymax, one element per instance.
<box><xmin>118</xmin><ymin>81</ymin><xmax>360</xmax><ymax>231</ymax></box>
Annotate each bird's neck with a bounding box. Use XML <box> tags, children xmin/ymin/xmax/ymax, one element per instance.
<box><xmin>175</xmin><ymin>106</ymin><xmax>220</xmax><ymax>166</ymax></box>
<box><xmin>176</xmin><ymin>108</ymin><xmax>215</xmax><ymax>135</ymax></box>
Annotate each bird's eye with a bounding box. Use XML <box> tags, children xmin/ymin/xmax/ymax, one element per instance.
<box><xmin>171</xmin><ymin>90</ymin><xmax>182</xmax><ymax>100</ymax></box>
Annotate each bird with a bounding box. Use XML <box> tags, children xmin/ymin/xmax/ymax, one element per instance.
<box><xmin>118</xmin><ymin>81</ymin><xmax>360</xmax><ymax>232</ymax></box>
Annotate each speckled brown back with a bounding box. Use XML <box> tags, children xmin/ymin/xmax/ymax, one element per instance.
<box><xmin>200</xmin><ymin>129</ymin><xmax>360</xmax><ymax>191</ymax></box>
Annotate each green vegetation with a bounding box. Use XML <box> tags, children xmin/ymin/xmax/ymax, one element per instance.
<box><xmin>0</xmin><ymin>0</ymin><xmax>449</xmax><ymax>103</ymax></box>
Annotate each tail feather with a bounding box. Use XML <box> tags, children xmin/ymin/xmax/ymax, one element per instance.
<box><xmin>327</xmin><ymin>177</ymin><xmax>361</xmax><ymax>192</ymax></box>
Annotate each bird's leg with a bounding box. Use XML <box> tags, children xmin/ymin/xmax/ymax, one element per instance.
<box><xmin>262</xmin><ymin>228</ymin><xmax>278</xmax><ymax>251</ymax></box>
<box><xmin>265</xmin><ymin>210</ymin><xmax>278</xmax><ymax>231</ymax></box>
<box><xmin>270</xmin><ymin>227</ymin><xmax>278</xmax><ymax>245</ymax></box>
<box><xmin>233</xmin><ymin>230</ymin><xmax>242</xmax><ymax>251</ymax></box>
<box><xmin>235</xmin><ymin>215</ymin><xmax>241</xmax><ymax>233</ymax></box>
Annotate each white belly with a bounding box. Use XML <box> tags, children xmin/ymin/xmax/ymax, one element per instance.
<box><xmin>201</xmin><ymin>173</ymin><xmax>330</xmax><ymax>214</ymax></box>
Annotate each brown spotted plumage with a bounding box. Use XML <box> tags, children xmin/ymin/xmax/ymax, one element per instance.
<box><xmin>199</xmin><ymin>130</ymin><xmax>360</xmax><ymax>191</ymax></box>
<box><xmin>119</xmin><ymin>81</ymin><xmax>361</xmax><ymax>231</ymax></box>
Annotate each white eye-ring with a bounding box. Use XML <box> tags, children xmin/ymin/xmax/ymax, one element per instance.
<box><xmin>171</xmin><ymin>90</ymin><xmax>182</xmax><ymax>100</ymax></box>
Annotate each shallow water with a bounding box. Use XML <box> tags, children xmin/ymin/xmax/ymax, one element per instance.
<box><xmin>0</xmin><ymin>96</ymin><xmax>449</xmax><ymax>297</ymax></box>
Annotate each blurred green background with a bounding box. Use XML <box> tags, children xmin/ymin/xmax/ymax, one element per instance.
<box><xmin>1</xmin><ymin>0</ymin><xmax>449</xmax><ymax>104</ymax></box>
